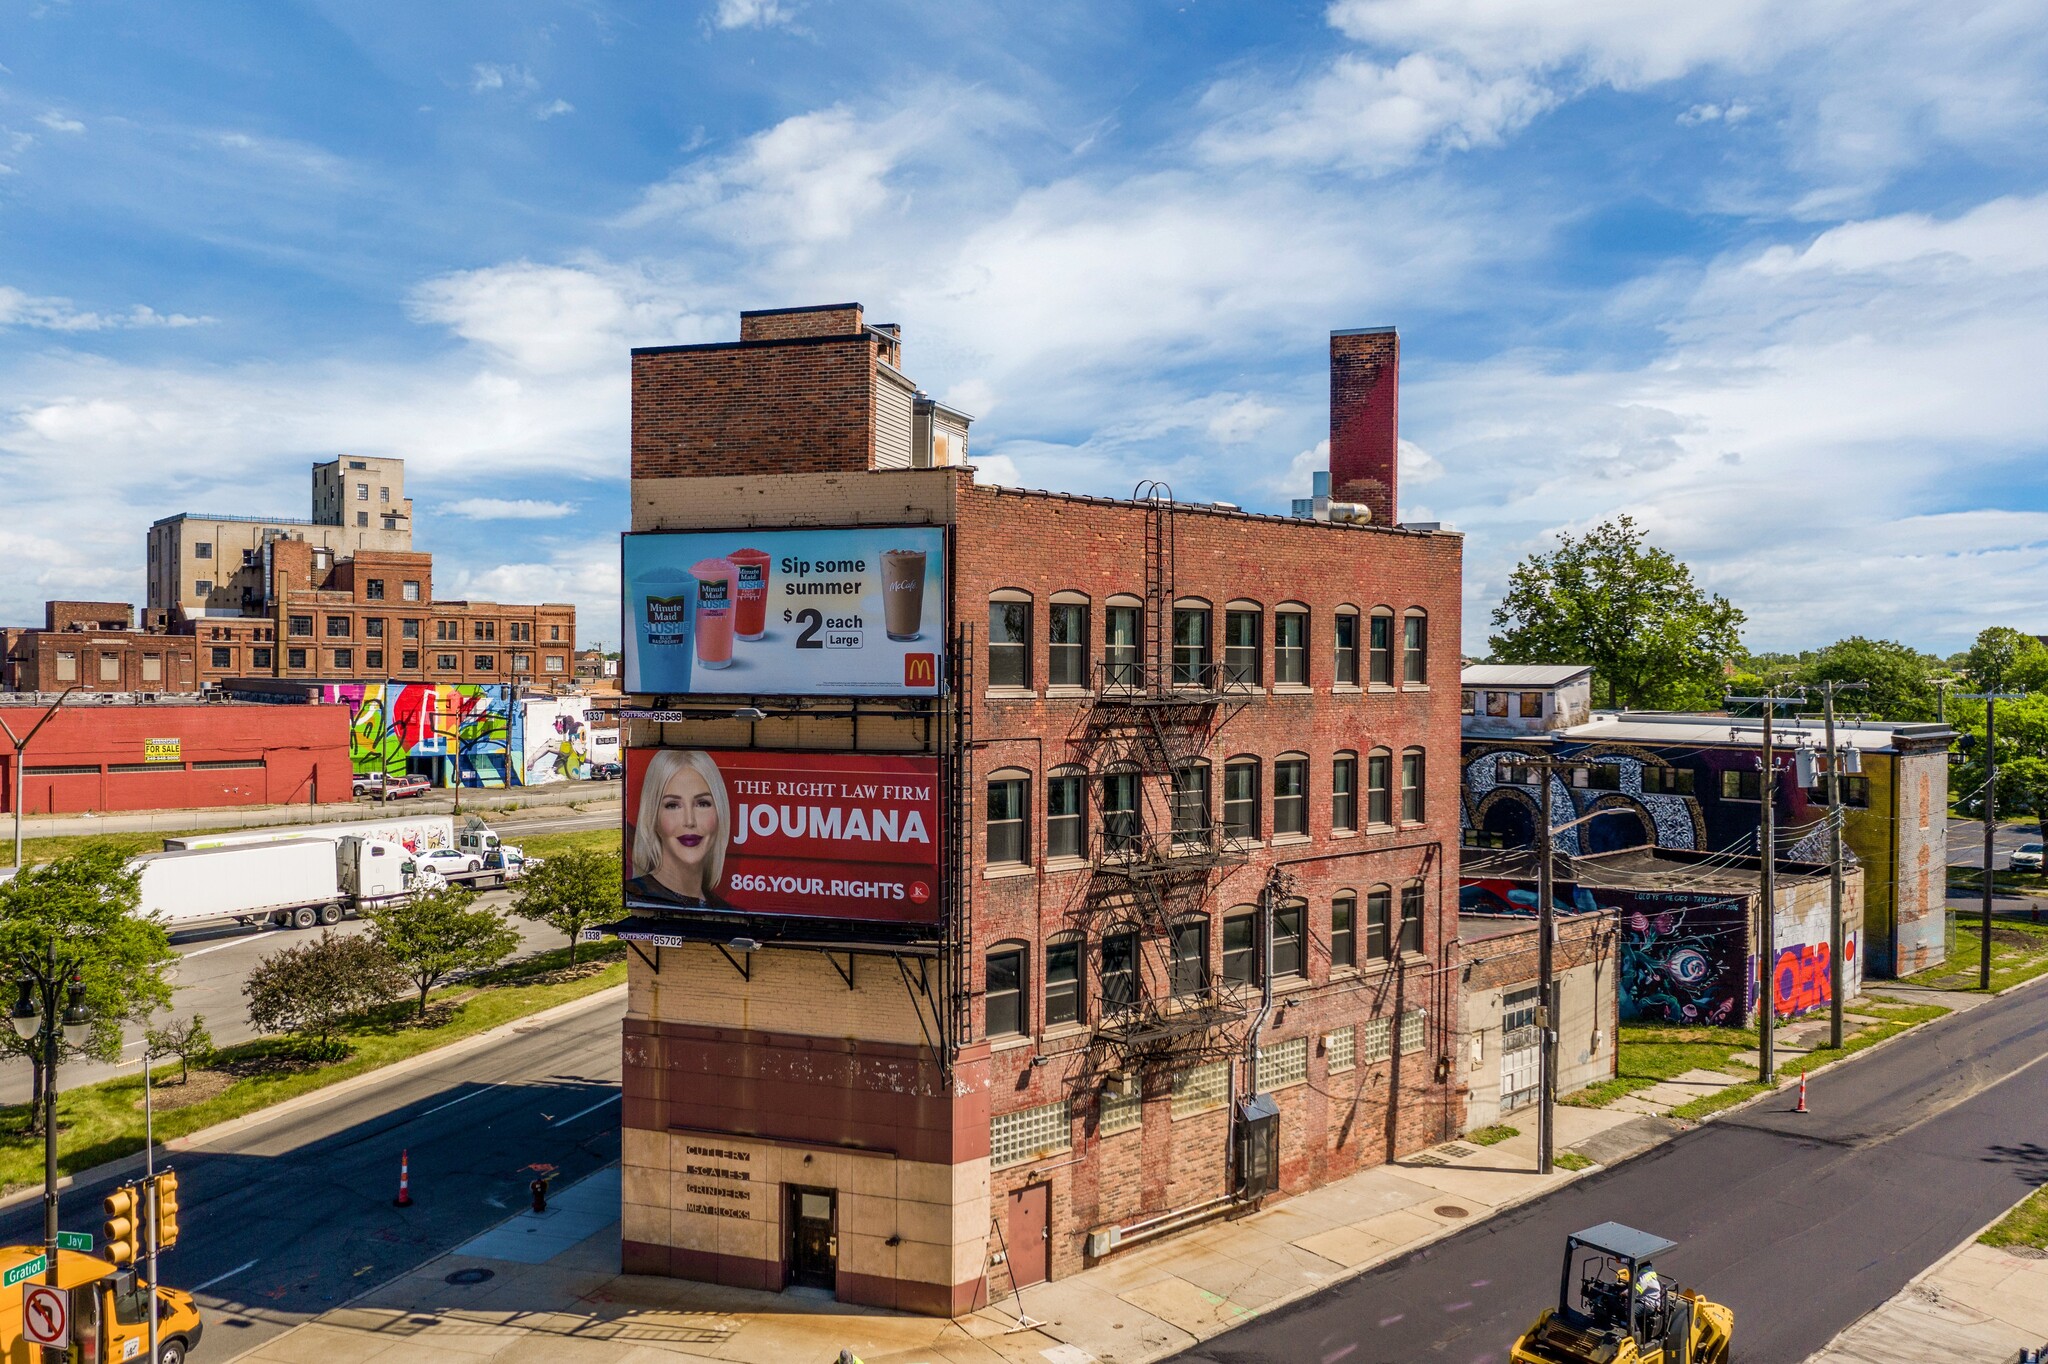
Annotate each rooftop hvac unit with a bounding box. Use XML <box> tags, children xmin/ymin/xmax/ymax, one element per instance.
<box><xmin>1326</xmin><ymin>501</ymin><xmax>1371</xmax><ymax>524</ymax></box>
<box><xmin>1085</xmin><ymin>1226</ymin><xmax>1122</xmax><ymax>1257</ymax></box>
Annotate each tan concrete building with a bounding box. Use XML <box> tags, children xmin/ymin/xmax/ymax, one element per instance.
<box><xmin>147</xmin><ymin>455</ymin><xmax>414</xmax><ymax>614</ymax></box>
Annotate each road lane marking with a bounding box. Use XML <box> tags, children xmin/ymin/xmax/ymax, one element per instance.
<box><xmin>181</xmin><ymin>932</ymin><xmax>282</xmax><ymax>960</ymax></box>
<box><xmin>551</xmin><ymin>1093</ymin><xmax>620</xmax><ymax>1126</ymax></box>
<box><xmin>420</xmin><ymin>1083</ymin><xmax>505</xmax><ymax>1118</ymax></box>
<box><xmin>194</xmin><ymin>1259</ymin><xmax>258</xmax><ymax>1292</ymax></box>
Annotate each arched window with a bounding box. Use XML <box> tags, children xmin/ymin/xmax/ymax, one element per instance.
<box><xmin>1332</xmin><ymin>750</ymin><xmax>1358</xmax><ymax>831</ymax></box>
<box><xmin>1274</xmin><ymin>897</ymin><xmax>1306</xmax><ymax>978</ymax></box>
<box><xmin>1171</xmin><ymin>759</ymin><xmax>1211</xmax><ymax>845</ymax></box>
<box><xmin>1223</xmin><ymin>599</ymin><xmax>1263</xmax><ymax>686</ymax></box>
<box><xmin>1330</xmin><ymin>890</ymin><xmax>1358</xmax><ymax>968</ymax></box>
<box><xmin>1273</xmin><ymin>752</ymin><xmax>1308</xmax><ymax>836</ymax></box>
<box><xmin>1103</xmin><ymin>594</ymin><xmax>1143</xmax><ymax>689</ymax></box>
<box><xmin>1402</xmin><ymin>608</ymin><xmax>1429</xmax><ymax>685</ymax></box>
<box><xmin>1222</xmin><ymin>905</ymin><xmax>1260</xmax><ymax>985</ymax></box>
<box><xmin>1046</xmin><ymin>764</ymin><xmax>1087</xmax><ymax>861</ymax></box>
<box><xmin>1400</xmin><ymin>880</ymin><xmax>1426</xmax><ymax>954</ymax></box>
<box><xmin>1049</xmin><ymin>591</ymin><xmax>1091</xmax><ymax>689</ymax></box>
<box><xmin>986</xmin><ymin>941</ymin><xmax>1027</xmax><ymax>1036</ymax></box>
<box><xmin>1170</xmin><ymin>915</ymin><xmax>1210</xmax><ymax>997</ymax></box>
<box><xmin>1366</xmin><ymin>885</ymin><xmax>1393</xmax><ymax>961</ymax></box>
<box><xmin>1172</xmin><ymin>597</ymin><xmax>1212</xmax><ymax>687</ymax></box>
<box><xmin>987</xmin><ymin>590</ymin><xmax>1033</xmax><ymax>690</ymax></box>
<box><xmin>1367</xmin><ymin>747</ymin><xmax>1393</xmax><ymax>826</ymax></box>
<box><xmin>1334</xmin><ymin>606</ymin><xmax>1361</xmax><ymax>686</ymax></box>
<box><xmin>1045</xmin><ymin>932</ymin><xmax>1084</xmax><ymax>1026</ymax></box>
<box><xmin>1222</xmin><ymin>756</ymin><xmax>1261</xmax><ymax>842</ymax></box>
<box><xmin>1401</xmin><ymin>746</ymin><xmax>1426</xmax><ymax>822</ymax></box>
<box><xmin>1368</xmin><ymin>607</ymin><xmax>1396</xmax><ymax>686</ymax></box>
<box><xmin>1100</xmin><ymin>764</ymin><xmax>1142</xmax><ymax>854</ymax></box>
<box><xmin>1101</xmin><ymin>929</ymin><xmax>1139</xmax><ymax>1013</ymax></box>
<box><xmin>987</xmin><ymin>767</ymin><xmax>1031</xmax><ymax>865</ymax></box>
<box><xmin>1275</xmin><ymin>603</ymin><xmax>1309</xmax><ymax>686</ymax></box>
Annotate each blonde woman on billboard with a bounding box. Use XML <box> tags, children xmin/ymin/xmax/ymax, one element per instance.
<box><xmin>628</xmin><ymin>749</ymin><xmax>734</xmax><ymax>909</ymax></box>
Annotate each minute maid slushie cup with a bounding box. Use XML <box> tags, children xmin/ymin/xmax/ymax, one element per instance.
<box><xmin>691</xmin><ymin>557</ymin><xmax>737</xmax><ymax>670</ymax></box>
<box><xmin>728</xmin><ymin>548</ymin><xmax>771</xmax><ymax>641</ymax></box>
<box><xmin>631</xmin><ymin>563</ymin><xmax>695</xmax><ymax>691</ymax></box>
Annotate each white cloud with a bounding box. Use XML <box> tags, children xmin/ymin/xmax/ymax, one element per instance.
<box><xmin>442</xmin><ymin>540</ymin><xmax>619</xmax><ymax>624</ymax></box>
<box><xmin>1199</xmin><ymin>53</ymin><xmax>1554</xmax><ymax>172</ymax></box>
<box><xmin>36</xmin><ymin>112</ymin><xmax>83</xmax><ymax>134</ymax></box>
<box><xmin>406</xmin><ymin>259</ymin><xmax>718</xmax><ymax>374</ymax></box>
<box><xmin>445</xmin><ymin>497</ymin><xmax>578</xmax><ymax>519</ymax></box>
<box><xmin>536</xmin><ymin>99</ymin><xmax>574</xmax><ymax>120</ymax></box>
<box><xmin>712</xmin><ymin>0</ymin><xmax>795</xmax><ymax>30</ymax></box>
<box><xmin>470</xmin><ymin>63</ymin><xmax>536</xmax><ymax>94</ymax></box>
<box><xmin>0</xmin><ymin>285</ymin><xmax>210</xmax><ymax>331</ymax></box>
<box><xmin>1678</xmin><ymin>101</ymin><xmax>1752</xmax><ymax>126</ymax></box>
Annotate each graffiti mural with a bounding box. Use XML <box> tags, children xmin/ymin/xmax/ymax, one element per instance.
<box><xmin>321</xmin><ymin>683</ymin><xmax>513</xmax><ymax>788</ymax></box>
<box><xmin>1616</xmin><ymin>896</ymin><xmax>1749</xmax><ymax>1025</ymax></box>
<box><xmin>520</xmin><ymin>697</ymin><xmax>596</xmax><ymax>784</ymax></box>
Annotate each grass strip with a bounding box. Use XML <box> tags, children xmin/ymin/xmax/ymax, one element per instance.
<box><xmin>0</xmin><ymin>940</ymin><xmax>625</xmax><ymax>1195</ymax></box>
<box><xmin>1561</xmin><ymin>1023</ymin><xmax>1755</xmax><ymax>1109</ymax></box>
<box><xmin>1467</xmin><ymin>1124</ymin><xmax>1519</xmax><ymax>1147</ymax></box>
<box><xmin>1554</xmin><ymin>1152</ymin><xmax>1595</xmax><ymax>1172</ymax></box>
<box><xmin>1979</xmin><ymin>1186</ymin><xmax>2048</xmax><ymax>1251</ymax></box>
<box><xmin>1666</xmin><ymin>1001</ymin><xmax>1948</xmax><ymax>1121</ymax></box>
<box><xmin>1908</xmin><ymin>917</ymin><xmax>2048</xmax><ymax>994</ymax></box>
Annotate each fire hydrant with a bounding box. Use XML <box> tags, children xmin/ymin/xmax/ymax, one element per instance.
<box><xmin>531</xmin><ymin>1177</ymin><xmax>549</xmax><ymax>1213</ymax></box>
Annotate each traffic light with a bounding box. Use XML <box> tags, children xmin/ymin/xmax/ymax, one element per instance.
<box><xmin>103</xmin><ymin>1184</ymin><xmax>141</xmax><ymax>1266</ymax></box>
<box><xmin>149</xmin><ymin>1170</ymin><xmax>180</xmax><ymax>1249</ymax></box>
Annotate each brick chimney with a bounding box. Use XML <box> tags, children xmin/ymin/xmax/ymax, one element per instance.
<box><xmin>1329</xmin><ymin>326</ymin><xmax>1399</xmax><ymax>526</ymax></box>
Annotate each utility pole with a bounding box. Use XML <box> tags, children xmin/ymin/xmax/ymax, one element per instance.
<box><xmin>1535</xmin><ymin>757</ymin><xmax>1555</xmax><ymax>1177</ymax></box>
<box><xmin>1728</xmin><ymin>687</ymin><xmax>1805</xmax><ymax>1083</ymax></box>
<box><xmin>1812</xmin><ymin>680</ymin><xmax>1867</xmax><ymax>1049</ymax></box>
<box><xmin>1963</xmin><ymin>689</ymin><xmax>2024</xmax><ymax>989</ymax></box>
<box><xmin>0</xmin><ymin>687</ymin><xmax>79</xmax><ymax>869</ymax></box>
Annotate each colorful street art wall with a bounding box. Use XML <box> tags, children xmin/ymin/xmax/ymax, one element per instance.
<box><xmin>319</xmin><ymin>684</ymin><xmax>616</xmax><ymax>788</ymax></box>
<box><xmin>519</xmin><ymin>696</ymin><xmax>618</xmax><ymax>784</ymax></box>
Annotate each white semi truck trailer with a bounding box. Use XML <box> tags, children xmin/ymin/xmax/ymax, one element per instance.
<box><xmin>133</xmin><ymin>835</ymin><xmax>436</xmax><ymax>933</ymax></box>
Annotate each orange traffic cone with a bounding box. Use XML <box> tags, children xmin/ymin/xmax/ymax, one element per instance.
<box><xmin>1794</xmin><ymin>1073</ymin><xmax>1808</xmax><ymax>1114</ymax></box>
<box><xmin>395</xmin><ymin>1149</ymin><xmax>414</xmax><ymax>1207</ymax></box>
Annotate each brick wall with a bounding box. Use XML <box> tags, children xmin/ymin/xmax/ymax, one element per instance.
<box><xmin>7</xmin><ymin>631</ymin><xmax>198</xmax><ymax>694</ymax></box>
<box><xmin>632</xmin><ymin>337</ymin><xmax>878</xmax><ymax>479</ymax></box>
<box><xmin>739</xmin><ymin>303</ymin><xmax>864</xmax><ymax>342</ymax></box>
<box><xmin>1330</xmin><ymin>328</ymin><xmax>1400</xmax><ymax>525</ymax></box>
<box><xmin>45</xmin><ymin>600</ymin><xmax>133</xmax><ymax>631</ymax></box>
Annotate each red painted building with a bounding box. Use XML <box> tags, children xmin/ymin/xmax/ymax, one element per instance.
<box><xmin>614</xmin><ymin>304</ymin><xmax>1464</xmax><ymax>1315</ymax></box>
<box><xmin>0</xmin><ymin>699</ymin><xmax>353</xmax><ymax>815</ymax></box>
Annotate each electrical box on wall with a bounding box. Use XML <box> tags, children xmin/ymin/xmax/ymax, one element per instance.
<box><xmin>1236</xmin><ymin>1093</ymin><xmax>1281</xmax><ymax>1199</ymax></box>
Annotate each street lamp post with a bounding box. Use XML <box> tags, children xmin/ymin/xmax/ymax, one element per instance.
<box><xmin>11</xmin><ymin>943</ymin><xmax>92</xmax><ymax>1364</ymax></box>
<box><xmin>1</xmin><ymin>687</ymin><xmax>81</xmax><ymax>869</ymax></box>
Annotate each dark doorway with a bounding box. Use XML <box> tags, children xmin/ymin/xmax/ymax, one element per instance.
<box><xmin>1005</xmin><ymin>1182</ymin><xmax>1051</xmax><ymax>1288</ymax></box>
<box><xmin>1586</xmin><ymin>805</ymin><xmax>1650</xmax><ymax>854</ymax></box>
<box><xmin>786</xmin><ymin>1186</ymin><xmax>837</xmax><ymax>1291</ymax></box>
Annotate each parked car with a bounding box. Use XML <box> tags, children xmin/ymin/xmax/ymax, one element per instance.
<box><xmin>417</xmin><ymin>848</ymin><xmax>483</xmax><ymax>877</ymax></box>
<box><xmin>588</xmin><ymin>761</ymin><xmax>623</xmax><ymax>781</ymax></box>
<box><xmin>352</xmin><ymin>773</ymin><xmax>385</xmax><ymax>798</ymax></box>
<box><xmin>384</xmin><ymin>776</ymin><xmax>432</xmax><ymax>800</ymax></box>
<box><xmin>2010</xmin><ymin>842</ymin><xmax>2044</xmax><ymax>873</ymax></box>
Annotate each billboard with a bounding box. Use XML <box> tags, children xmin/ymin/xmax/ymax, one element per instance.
<box><xmin>623</xmin><ymin>748</ymin><xmax>941</xmax><ymax>927</ymax></box>
<box><xmin>622</xmin><ymin>526</ymin><xmax>945</xmax><ymax>696</ymax></box>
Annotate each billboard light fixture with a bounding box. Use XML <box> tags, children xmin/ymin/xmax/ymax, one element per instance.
<box><xmin>728</xmin><ymin>937</ymin><xmax>762</xmax><ymax>952</ymax></box>
<box><xmin>733</xmin><ymin>707</ymin><xmax>768</xmax><ymax>720</ymax></box>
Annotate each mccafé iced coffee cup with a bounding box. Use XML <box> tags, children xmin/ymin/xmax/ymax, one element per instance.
<box><xmin>729</xmin><ymin>548</ymin><xmax>771</xmax><ymax>641</ymax></box>
<box><xmin>881</xmin><ymin>549</ymin><xmax>927</xmax><ymax>641</ymax></box>
<box><xmin>691</xmin><ymin>558</ymin><xmax>737</xmax><ymax>670</ymax></box>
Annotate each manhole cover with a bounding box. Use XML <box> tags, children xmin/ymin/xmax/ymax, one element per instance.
<box><xmin>1434</xmin><ymin>1205</ymin><xmax>1471</xmax><ymax>1219</ymax></box>
<box><xmin>444</xmin><ymin>1267</ymin><xmax>495</xmax><ymax>1285</ymax></box>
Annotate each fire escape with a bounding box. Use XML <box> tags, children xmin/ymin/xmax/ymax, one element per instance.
<box><xmin>1068</xmin><ymin>483</ymin><xmax>1254</xmax><ymax>1075</ymax></box>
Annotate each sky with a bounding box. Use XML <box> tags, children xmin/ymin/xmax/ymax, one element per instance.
<box><xmin>3</xmin><ymin>1</ymin><xmax>2046</xmax><ymax>657</ymax></box>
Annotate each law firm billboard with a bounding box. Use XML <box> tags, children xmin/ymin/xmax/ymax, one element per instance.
<box><xmin>624</xmin><ymin>748</ymin><xmax>941</xmax><ymax>927</ymax></box>
<box><xmin>623</xmin><ymin>526</ymin><xmax>944</xmax><ymax>696</ymax></box>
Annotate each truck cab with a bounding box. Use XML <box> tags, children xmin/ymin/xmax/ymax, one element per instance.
<box><xmin>456</xmin><ymin>820</ymin><xmax>524</xmax><ymax>880</ymax></box>
<box><xmin>0</xmin><ymin>1247</ymin><xmax>202</xmax><ymax>1364</ymax></box>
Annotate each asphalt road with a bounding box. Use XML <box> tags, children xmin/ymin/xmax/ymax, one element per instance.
<box><xmin>1944</xmin><ymin>814</ymin><xmax>2039</xmax><ymax>870</ymax></box>
<box><xmin>0</xmin><ymin>987</ymin><xmax>626</xmax><ymax>1361</ymax></box>
<box><xmin>1168</xmin><ymin>978</ymin><xmax>2048</xmax><ymax>1364</ymax></box>
<box><xmin>0</xmin><ymin>892</ymin><xmax>569</xmax><ymax>1105</ymax></box>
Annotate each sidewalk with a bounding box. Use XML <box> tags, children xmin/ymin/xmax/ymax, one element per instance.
<box><xmin>1805</xmin><ymin>1230</ymin><xmax>2048</xmax><ymax>1363</ymax></box>
<box><xmin>14</xmin><ymin>782</ymin><xmax>618</xmax><ymax>839</ymax></box>
<box><xmin>223</xmin><ymin>1106</ymin><xmax>1642</xmax><ymax>1364</ymax></box>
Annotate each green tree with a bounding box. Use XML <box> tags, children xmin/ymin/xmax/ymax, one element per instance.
<box><xmin>245</xmin><ymin>931</ymin><xmax>403</xmax><ymax>1054</ymax></box>
<box><xmin>1488</xmin><ymin>515</ymin><xmax>1747</xmax><ymax>709</ymax></box>
<box><xmin>1798</xmin><ymin>637</ymin><xmax>1942</xmax><ymax>721</ymax></box>
<box><xmin>1962</xmin><ymin>627</ymin><xmax>2048</xmax><ymax>693</ymax></box>
<box><xmin>144</xmin><ymin>1013</ymin><xmax>215</xmax><ymax>1085</ymax></box>
<box><xmin>508</xmin><ymin>848</ymin><xmax>620</xmax><ymax>964</ymax></box>
<box><xmin>1950</xmin><ymin>692</ymin><xmax>2048</xmax><ymax>840</ymax></box>
<box><xmin>365</xmin><ymin>886</ymin><xmax>521</xmax><ymax>1017</ymax></box>
<box><xmin>0</xmin><ymin>843</ymin><xmax>176</xmax><ymax>1131</ymax></box>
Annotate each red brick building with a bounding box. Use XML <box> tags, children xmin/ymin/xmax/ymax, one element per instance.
<box><xmin>0</xmin><ymin>697</ymin><xmax>352</xmax><ymax>815</ymax></box>
<box><xmin>1</xmin><ymin>601</ymin><xmax>200</xmax><ymax>694</ymax></box>
<box><xmin>615</xmin><ymin>304</ymin><xmax>1464</xmax><ymax>1315</ymax></box>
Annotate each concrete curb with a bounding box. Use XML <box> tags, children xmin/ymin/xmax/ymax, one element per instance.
<box><xmin>15</xmin><ymin>783</ymin><xmax>620</xmax><ymax>840</ymax></box>
<box><xmin>0</xmin><ymin>982</ymin><xmax>626</xmax><ymax>1213</ymax></box>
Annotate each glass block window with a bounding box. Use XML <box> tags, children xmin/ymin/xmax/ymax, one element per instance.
<box><xmin>1400</xmin><ymin>1009</ymin><xmax>1427</xmax><ymax>1055</ymax></box>
<box><xmin>1171</xmin><ymin>1061</ymin><xmax>1230</xmax><ymax>1119</ymax></box>
<box><xmin>1327</xmin><ymin>1025</ymin><xmax>1357</xmax><ymax>1074</ymax></box>
<box><xmin>1099</xmin><ymin>1086</ymin><xmax>1144</xmax><ymax>1136</ymax></box>
<box><xmin>1257</xmin><ymin>1035</ymin><xmax>1310</xmax><ymax>1090</ymax></box>
<box><xmin>992</xmin><ymin>1099</ymin><xmax>1071</xmax><ymax>1169</ymax></box>
<box><xmin>1362</xmin><ymin>1016</ymin><xmax>1393</xmax><ymax>1064</ymax></box>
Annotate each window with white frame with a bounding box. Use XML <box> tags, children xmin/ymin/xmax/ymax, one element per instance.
<box><xmin>991</xmin><ymin>1099</ymin><xmax>1071</xmax><ymax>1168</ymax></box>
<box><xmin>1171</xmin><ymin>1061</ymin><xmax>1230</xmax><ymax>1118</ymax></box>
<box><xmin>1274</xmin><ymin>607</ymin><xmax>1307</xmax><ymax>685</ymax></box>
<box><xmin>1400</xmin><ymin>1009</ymin><xmax>1426</xmax><ymax>1055</ymax></box>
<box><xmin>1362</xmin><ymin>1015</ymin><xmax>1393</xmax><ymax>1064</ymax></box>
<box><xmin>1257</xmin><ymin>1035</ymin><xmax>1310</xmax><ymax>1090</ymax></box>
<box><xmin>1327</xmin><ymin>1025</ymin><xmax>1357</xmax><ymax>1073</ymax></box>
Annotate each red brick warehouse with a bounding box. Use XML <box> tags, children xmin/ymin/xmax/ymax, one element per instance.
<box><xmin>611</xmin><ymin>304</ymin><xmax>1464</xmax><ymax>1315</ymax></box>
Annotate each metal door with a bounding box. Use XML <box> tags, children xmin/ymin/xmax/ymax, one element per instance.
<box><xmin>1005</xmin><ymin>1182</ymin><xmax>1051</xmax><ymax>1288</ymax></box>
<box><xmin>1501</xmin><ymin>985</ymin><xmax>1542</xmax><ymax>1114</ymax></box>
<box><xmin>786</xmin><ymin>1187</ymin><xmax>837</xmax><ymax>1290</ymax></box>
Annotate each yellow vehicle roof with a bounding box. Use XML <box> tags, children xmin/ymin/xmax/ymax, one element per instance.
<box><xmin>0</xmin><ymin>1246</ymin><xmax>119</xmax><ymax>1292</ymax></box>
